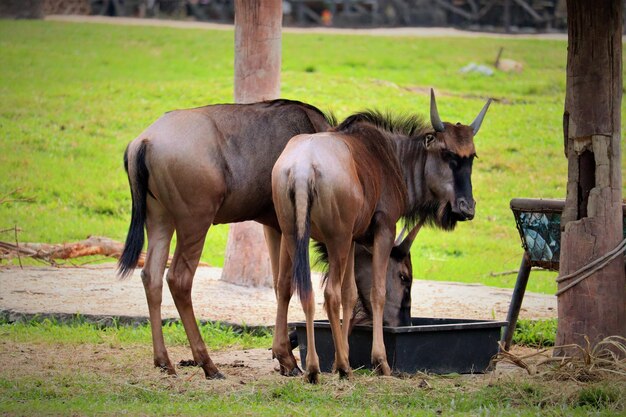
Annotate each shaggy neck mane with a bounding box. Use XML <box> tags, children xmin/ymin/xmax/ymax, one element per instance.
<box><xmin>332</xmin><ymin>110</ymin><xmax>424</xmax><ymax>232</ymax></box>
<box><xmin>334</xmin><ymin>110</ymin><xmax>438</xmax><ymax>227</ymax></box>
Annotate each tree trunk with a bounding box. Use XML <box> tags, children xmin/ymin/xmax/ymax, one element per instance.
<box><xmin>221</xmin><ymin>0</ymin><xmax>282</xmax><ymax>288</ymax></box>
<box><xmin>556</xmin><ymin>0</ymin><xmax>625</xmax><ymax>355</ymax></box>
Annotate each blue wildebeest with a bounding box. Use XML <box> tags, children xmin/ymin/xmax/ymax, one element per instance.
<box><xmin>314</xmin><ymin>223</ymin><xmax>421</xmax><ymax>330</ymax></box>
<box><xmin>117</xmin><ymin>99</ymin><xmax>419</xmax><ymax>380</ymax></box>
<box><xmin>287</xmin><ymin>225</ymin><xmax>420</xmax><ymax>351</ymax></box>
<box><xmin>271</xmin><ymin>90</ymin><xmax>491</xmax><ymax>382</ymax></box>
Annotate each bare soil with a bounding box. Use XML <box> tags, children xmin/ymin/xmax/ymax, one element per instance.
<box><xmin>0</xmin><ymin>265</ymin><xmax>559</xmax><ymax>392</ymax></box>
<box><xmin>0</xmin><ymin>337</ymin><xmax>540</xmax><ymax>391</ymax></box>
<box><xmin>0</xmin><ymin>264</ymin><xmax>556</xmax><ymax>326</ymax></box>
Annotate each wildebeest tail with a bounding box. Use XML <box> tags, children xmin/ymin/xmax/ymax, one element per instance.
<box><xmin>117</xmin><ymin>140</ymin><xmax>149</xmax><ymax>279</ymax></box>
<box><xmin>291</xmin><ymin>175</ymin><xmax>315</xmax><ymax>304</ymax></box>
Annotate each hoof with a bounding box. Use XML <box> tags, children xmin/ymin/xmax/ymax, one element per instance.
<box><xmin>374</xmin><ymin>361</ymin><xmax>391</xmax><ymax>376</ymax></box>
<box><xmin>155</xmin><ymin>362</ymin><xmax>177</xmax><ymax>376</ymax></box>
<box><xmin>206</xmin><ymin>371</ymin><xmax>226</xmax><ymax>380</ymax></box>
<box><xmin>288</xmin><ymin>366</ymin><xmax>303</xmax><ymax>377</ymax></box>
<box><xmin>280</xmin><ymin>364</ymin><xmax>303</xmax><ymax>377</ymax></box>
<box><xmin>337</xmin><ymin>368</ymin><xmax>352</xmax><ymax>380</ymax></box>
<box><xmin>305</xmin><ymin>370</ymin><xmax>319</xmax><ymax>384</ymax></box>
<box><xmin>178</xmin><ymin>359</ymin><xmax>198</xmax><ymax>367</ymax></box>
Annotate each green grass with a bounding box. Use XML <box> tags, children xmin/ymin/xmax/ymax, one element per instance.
<box><xmin>5</xmin><ymin>375</ymin><xmax>620</xmax><ymax>417</ymax></box>
<box><xmin>0</xmin><ymin>315</ymin><xmax>273</xmax><ymax>350</ymax></box>
<box><xmin>513</xmin><ymin>318</ymin><xmax>558</xmax><ymax>348</ymax></box>
<box><xmin>1</xmin><ymin>20</ymin><xmax>625</xmax><ymax>294</ymax></box>
<box><xmin>0</xmin><ymin>314</ymin><xmax>554</xmax><ymax>349</ymax></box>
<box><xmin>1</xmin><ymin>319</ymin><xmax>624</xmax><ymax>416</ymax></box>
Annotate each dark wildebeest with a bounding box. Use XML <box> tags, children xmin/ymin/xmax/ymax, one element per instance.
<box><xmin>288</xmin><ymin>225</ymin><xmax>420</xmax><ymax>351</ymax></box>
<box><xmin>117</xmin><ymin>99</ymin><xmax>418</xmax><ymax>380</ymax></box>
<box><xmin>271</xmin><ymin>90</ymin><xmax>491</xmax><ymax>382</ymax></box>
<box><xmin>348</xmin><ymin>224</ymin><xmax>422</xmax><ymax>329</ymax></box>
<box><xmin>315</xmin><ymin>223</ymin><xmax>421</xmax><ymax>330</ymax></box>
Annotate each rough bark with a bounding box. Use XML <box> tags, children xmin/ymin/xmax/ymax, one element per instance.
<box><xmin>221</xmin><ymin>0</ymin><xmax>282</xmax><ymax>288</ymax></box>
<box><xmin>556</xmin><ymin>0</ymin><xmax>625</xmax><ymax>355</ymax></box>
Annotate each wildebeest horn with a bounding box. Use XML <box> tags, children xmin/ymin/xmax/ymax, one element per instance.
<box><xmin>430</xmin><ymin>88</ymin><xmax>445</xmax><ymax>133</ymax></box>
<box><xmin>395</xmin><ymin>220</ymin><xmax>425</xmax><ymax>255</ymax></box>
<box><xmin>470</xmin><ymin>98</ymin><xmax>492</xmax><ymax>135</ymax></box>
<box><xmin>394</xmin><ymin>225</ymin><xmax>408</xmax><ymax>246</ymax></box>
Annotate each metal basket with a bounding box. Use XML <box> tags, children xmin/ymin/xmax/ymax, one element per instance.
<box><xmin>510</xmin><ymin>198</ymin><xmax>565</xmax><ymax>271</ymax></box>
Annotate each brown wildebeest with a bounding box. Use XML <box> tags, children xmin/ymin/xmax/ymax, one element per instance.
<box><xmin>117</xmin><ymin>99</ymin><xmax>420</xmax><ymax>380</ymax></box>
<box><xmin>271</xmin><ymin>90</ymin><xmax>491</xmax><ymax>382</ymax></box>
<box><xmin>118</xmin><ymin>100</ymin><xmax>334</xmax><ymax>379</ymax></box>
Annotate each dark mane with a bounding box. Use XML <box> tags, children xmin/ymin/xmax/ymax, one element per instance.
<box><xmin>262</xmin><ymin>98</ymin><xmax>337</xmax><ymax>127</ymax></box>
<box><xmin>334</xmin><ymin>110</ymin><xmax>428</xmax><ymax>138</ymax></box>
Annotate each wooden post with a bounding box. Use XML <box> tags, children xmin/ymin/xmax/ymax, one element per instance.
<box><xmin>220</xmin><ymin>0</ymin><xmax>282</xmax><ymax>288</ymax></box>
<box><xmin>556</xmin><ymin>0</ymin><xmax>625</xmax><ymax>355</ymax></box>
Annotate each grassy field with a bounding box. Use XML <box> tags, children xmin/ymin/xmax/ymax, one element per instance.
<box><xmin>1</xmin><ymin>318</ymin><xmax>624</xmax><ymax>416</ymax></box>
<box><xmin>1</xmin><ymin>20</ymin><xmax>625</xmax><ymax>294</ymax></box>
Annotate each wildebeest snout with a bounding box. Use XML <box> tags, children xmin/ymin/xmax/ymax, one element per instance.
<box><xmin>454</xmin><ymin>197</ymin><xmax>476</xmax><ymax>220</ymax></box>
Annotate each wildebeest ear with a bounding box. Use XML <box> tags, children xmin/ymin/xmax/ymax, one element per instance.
<box><xmin>424</xmin><ymin>133</ymin><xmax>443</xmax><ymax>151</ymax></box>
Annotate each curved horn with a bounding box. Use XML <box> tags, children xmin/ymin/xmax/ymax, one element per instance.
<box><xmin>394</xmin><ymin>225</ymin><xmax>408</xmax><ymax>246</ymax></box>
<box><xmin>396</xmin><ymin>220</ymin><xmax>425</xmax><ymax>256</ymax></box>
<box><xmin>430</xmin><ymin>88</ymin><xmax>445</xmax><ymax>133</ymax></box>
<box><xmin>470</xmin><ymin>98</ymin><xmax>492</xmax><ymax>136</ymax></box>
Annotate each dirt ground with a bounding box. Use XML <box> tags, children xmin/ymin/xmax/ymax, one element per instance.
<box><xmin>0</xmin><ymin>337</ymin><xmax>541</xmax><ymax>396</ymax></box>
<box><xmin>0</xmin><ymin>262</ymin><xmax>557</xmax><ymax>383</ymax></box>
<box><xmin>0</xmin><ymin>264</ymin><xmax>556</xmax><ymax>326</ymax></box>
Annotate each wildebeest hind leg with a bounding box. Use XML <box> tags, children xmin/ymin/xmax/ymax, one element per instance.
<box><xmin>324</xmin><ymin>239</ymin><xmax>352</xmax><ymax>379</ymax></box>
<box><xmin>142</xmin><ymin>198</ymin><xmax>175</xmax><ymax>374</ymax></box>
<box><xmin>167</xmin><ymin>220</ymin><xmax>223</xmax><ymax>380</ymax></box>
<box><xmin>272</xmin><ymin>237</ymin><xmax>302</xmax><ymax>376</ymax></box>
<box><xmin>340</xmin><ymin>242</ymin><xmax>357</xmax><ymax>372</ymax></box>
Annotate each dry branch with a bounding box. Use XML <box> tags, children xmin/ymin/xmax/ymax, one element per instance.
<box><xmin>492</xmin><ymin>336</ymin><xmax>626</xmax><ymax>382</ymax></box>
<box><xmin>0</xmin><ymin>236</ymin><xmax>208</xmax><ymax>268</ymax></box>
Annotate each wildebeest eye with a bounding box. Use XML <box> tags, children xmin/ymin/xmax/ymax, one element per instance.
<box><xmin>442</xmin><ymin>150</ymin><xmax>459</xmax><ymax>166</ymax></box>
<box><xmin>399</xmin><ymin>273</ymin><xmax>411</xmax><ymax>283</ymax></box>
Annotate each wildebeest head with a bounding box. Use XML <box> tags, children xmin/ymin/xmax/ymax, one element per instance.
<box><xmin>421</xmin><ymin>89</ymin><xmax>491</xmax><ymax>230</ymax></box>
<box><xmin>351</xmin><ymin>224</ymin><xmax>421</xmax><ymax>328</ymax></box>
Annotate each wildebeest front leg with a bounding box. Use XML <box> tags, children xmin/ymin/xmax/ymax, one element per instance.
<box><xmin>263</xmin><ymin>225</ymin><xmax>282</xmax><ymax>294</ymax></box>
<box><xmin>272</xmin><ymin>237</ymin><xmax>302</xmax><ymax>376</ymax></box>
<box><xmin>167</xmin><ymin>222</ymin><xmax>223</xmax><ymax>380</ymax></box>
<box><xmin>370</xmin><ymin>215</ymin><xmax>395</xmax><ymax>376</ymax></box>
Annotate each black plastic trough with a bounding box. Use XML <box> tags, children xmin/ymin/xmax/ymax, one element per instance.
<box><xmin>293</xmin><ymin>317</ymin><xmax>507</xmax><ymax>374</ymax></box>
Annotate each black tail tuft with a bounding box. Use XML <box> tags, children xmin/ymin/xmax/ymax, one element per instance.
<box><xmin>117</xmin><ymin>141</ymin><xmax>149</xmax><ymax>279</ymax></box>
<box><xmin>292</xmin><ymin>185</ymin><xmax>314</xmax><ymax>304</ymax></box>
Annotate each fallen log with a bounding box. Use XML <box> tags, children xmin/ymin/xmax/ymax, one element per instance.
<box><xmin>0</xmin><ymin>236</ymin><xmax>208</xmax><ymax>268</ymax></box>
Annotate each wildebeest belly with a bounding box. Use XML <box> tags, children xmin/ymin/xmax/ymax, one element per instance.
<box><xmin>212</xmin><ymin>191</ymin><xmax>276</xmax><ymax>227</ymax></box>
